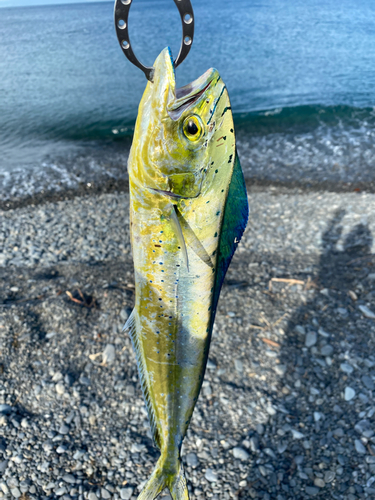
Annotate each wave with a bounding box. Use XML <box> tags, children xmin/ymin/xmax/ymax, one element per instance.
<box><xmin>234</xmin><ymin>104</ymin><xmax>375</xmax><ymax>134</ymax></box>
<box><xmin>1</xmin><ymin>103</ymin><xmax>375</xmax><ymax>205</ymax></box>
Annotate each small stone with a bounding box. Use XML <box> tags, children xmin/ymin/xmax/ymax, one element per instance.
<box><xmin>333</xmin><ymin>428</ymin><xmax>344</xmax><ymax>437</ymax></box>
<box><xmin>59</xmin><ymin>424</ymin><xmax>70</xmax><ymax>434</ymax></box>
<box><xmin>0</xmin><ymin>483</ymin><xmax>9</xmax><ymax>495</ymax></box>
<box><xmin>56</xmin><ymin>445</ymin><xmax>67</xmax><ymax>454</ymax></box>
<box><xmin>314</xmin><ymin>478</ymin><xmax>325</xmax><ymax>488</ymax></box>
<box><xmin>125</xmin><ymin>385</ymin><xmax>135</xmax><ymax>397</ymax></box>
<box><xmin>274</xmin><ymin>364</ymin><xmax>287</xmax><ymax>376</ymax></box>
<box><xmin>0</xmin><ymin>404</ymin><xmax>12</xmax><ymax>415</ymax></box>
<box><xmin>120</xmin><ymin>486</ymin><xmax>134</xmax><ymax>500</ymax></box>
<box><xmin>277</xmin><ymin>442</ymin><xmax>287</xmax><ymax>454</ymax></box>
<box><xmin>10</xmin><ymin>488</ymin><xmax>21</xmax><ymax>498</ymax></box>
<box><xmin>362</xmin><ymin>375</ymin><xmax>374</xmax><ymax>390</ymax></box>
<box><xmin>305</xmin><ymin>486</ymin><xmax>319</xmax><ymax>496</ymax></box>
<box><xmin>324</xmin><ymin>471</ymin><xmax>335</xmax><ymax>483</ymax></box>
<box><xmin>101</xmin><ymin>489</ymin><xmax>111</xmax><ymax>499</ymax></box>
<box><xmin>340</xmin><ymin>362</ymin><xmax>354</xmax><ymax>374</ymax></box>
<box><xmin>256</xmin><ymin>423</ymin><xmax>264</xmax><ymax>435</ymax></box>
<box><xmin>205</xmin><ymin>469</ymin><xmax>218</xmax><ymax>482</ymax></box>
<box><xmin>355</xmin><ymin>439</ymin><xmax>367</xmax><ymax>454</ymax></box>
<box><xmin>120</xmin><ymin>308</ymin><xmax>130</xmax><ymax>321</ymax></box>
<box><xmin>318</xmin><ymin>327</ymin><xmax>330</xmax><ymax>337</ymax></box>
<box><xmin>131</xmin><ymin>443</ymin><xmax>145</xmax><ymax>453</ymax></box>
<box><xmin>207</xmin><ymin>359</ymin><xmax>216</xmax><ymax>370</ymax></box>
<box><xmin>185</xmin><ymin>453</ymin><xmax>198</xmax><ymax>467</ymax></box>
<box><xmin>314</xmin><ymin>412</ymin><xmax>322</xmax><ymax>422</ymax></box>
<box><xmin>55</xmin><ymin>382</ymin><xmax>65</xmax><ymax>395</ymax></box>
<box><xmin>88</xmin><ymin>493</ymin><xmax>98</xmax><ymax>500</ymax></box>
<box><xmin>337</xmin><ymin>307</ymin><xmax>348</xmax><ymax>316</ymax></box>
<box><xmin>291</xmin><ymin>429</ymin><xmax>305</xmax><ymax>439</ymax></box>
<box><xmin>359</xmin><ymin>305</ymin><xmax>375</xmax><ymax>319</ymax></box>
<box><xmin>234</xmin><ymin>359</ymin><xmax>243</xmax><ymax>372</ymax></box>
<box><xmin>250</xmin><ymin>436</ymin><xmax>259</xmax><ymax>452</ymax></box>
<box><xmin>266</xmin><ymin>405</ymin><xmax>277</xmax><ymax>416</ymax></box>
<box><xmin>258</xmin><ymin>465</ymin><xmax>268</xmax><ymax>477</ymax></box>
<box><xmin>355</xmin><ymin>419</ymin><xmax>372</xmax><ymax>434</ymax></box>
<box><xmin>62</xmin><ymin>475</ymin><xmax>76</xmax><ymax>484</ymax></box>
<box><xmin>345</xmin><ymin>387</ymin><xmax>356</xmax><ymax>401</ymax></box>
<box><xmin>102</xmin><ymin>344</ymin><xmax>115</xmax><ymax>365</ymax></box>
<box><xmin>79</xmin><ymin>375</ymin><xmax>91</xmax><ymax>386</ymax></box>
<box><xmin>20</xmin><ymin>418</ymin><xmax>28</xmax><ymax>429</ymax></box>
<box><xmin>305</xmin><ymin>332</ymin><xmax>317</xmax><ymax>347</ymax></box>
<box><xmin>320</xmin><ymin>345</ymin><xmax>333</xmax><ymax>356</ymax></box>
<box><xmin>0</xmin><ymin>460</ymin><xmax>8</xmax><ymax>474</ymax></box>
<box><xmin>233</xmin><ymin>447</ymin><xmax>250</xmax><ymax>460</ymax></box>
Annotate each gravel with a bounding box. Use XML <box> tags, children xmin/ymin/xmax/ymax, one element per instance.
<box><xmin>1</xmin><ymin>187</ymin><xmax>375</xmax><ymax>499</ymax></box>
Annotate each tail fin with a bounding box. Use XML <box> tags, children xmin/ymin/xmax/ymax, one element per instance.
<box><xmin>138</xmin><ymin>457</ymin><xmax>189</xmax><ymax>500</ymax></box>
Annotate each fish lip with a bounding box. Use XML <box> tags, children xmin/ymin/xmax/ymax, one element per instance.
<box><xmin>167</xmin><ymin>69</ymin><xmax>216</xmax><ymax>117</ymax></box>
<box><xmin>148</xmin><ymin>187</ymin><xmax>201</xmax><ymax>200</ymax></box>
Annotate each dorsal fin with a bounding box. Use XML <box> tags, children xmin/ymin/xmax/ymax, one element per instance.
<box><xmin>123</xmin><ymin>311</ymin><xmax>162</xmax><ymax>449</ymax></box>
<box><xmin>212</xmin><ymin>152</ymin><xmax>249</xmax><ymax>317</ymax></box>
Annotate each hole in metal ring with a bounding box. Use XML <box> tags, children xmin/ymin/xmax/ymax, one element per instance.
<box><xmin>184</xmin><ymin>13</ymin><xmax>193</xmax><ymax>24</ymax></box>
<box><xmin>121</xmin><ymin>0</ymin><xmax>131</xmax><ymax>4</ymax></box>
<box><xmin>184</xmin><ymin>36</ymin><xmax>192</xmax><ymax>46</ymax></box>
<box><xmin>117</xmin><ymin>19</ymin><xmax>126</xmax><ymax>29</ymax></box>
<box><xmin>122</xmin><ymin>40</ymin><xmax>130</xmax><ymax>49</ymax></box>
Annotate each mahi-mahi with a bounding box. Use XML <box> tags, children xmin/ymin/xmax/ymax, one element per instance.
<box><xmin>124</xmin><ymin>47</ymin><xmax>249</xmax><ymax>500</ymax></box>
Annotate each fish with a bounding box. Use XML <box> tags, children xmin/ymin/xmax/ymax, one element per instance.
<box><xmin>124</xmin><ymin>47</ymin><xmax>249</xmax><ymax>500</ymax></box>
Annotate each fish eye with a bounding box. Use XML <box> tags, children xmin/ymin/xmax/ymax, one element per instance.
<box><xmin>182</xmin><ymin>115</ymin><xmax>203</xmax><ymax>142</ymax></box>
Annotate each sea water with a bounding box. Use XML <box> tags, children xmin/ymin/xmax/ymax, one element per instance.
<box><xmin>1</xmin><ymin>0</ymin><xmax>375</xmax><ymax>201</ymax></box>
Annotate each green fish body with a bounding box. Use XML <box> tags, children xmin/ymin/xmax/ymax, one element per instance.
<box><xmin>124</xmin><ymin>48</ymin><xmax>248</xmax><ymax>500</ymax></box>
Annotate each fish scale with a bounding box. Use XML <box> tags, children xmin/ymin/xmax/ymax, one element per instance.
<box><xmin>124</xmin><ymin>47</ymin><xmax>248</xmax><ymax>500</ymax></box>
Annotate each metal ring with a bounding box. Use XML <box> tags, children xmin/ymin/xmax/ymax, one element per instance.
<box><xmin>114</xmin><ymin>0</ymin><xmax>194</xmax><ymax>81</ymax></box>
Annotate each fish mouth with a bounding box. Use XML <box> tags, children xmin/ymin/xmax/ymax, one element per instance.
<box><xmin>167</xmin><ymin>68</ymin><xmax>216</xmax><ymax>121</ymax></box>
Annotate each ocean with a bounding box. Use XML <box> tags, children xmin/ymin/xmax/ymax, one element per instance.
<box><xmin>1</xmin><ymin>0</ymin><xmax>375</xmax><ymax>203</ymax></box>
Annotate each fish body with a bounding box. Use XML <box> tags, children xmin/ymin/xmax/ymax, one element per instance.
<box><xmin>125</xmin><ymin>48</ymin><xmax>248</xmax><ymax>500</ymax></box>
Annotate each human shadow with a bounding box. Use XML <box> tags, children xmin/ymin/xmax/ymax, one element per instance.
<box><xmin>271</xmin><ymin>210</ymin><xmax>374</xmax><ymax>499</ymax></box>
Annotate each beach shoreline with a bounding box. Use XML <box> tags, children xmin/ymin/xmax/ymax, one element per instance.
<box><xmin>1</xmin><ymin>188</ymin><xmax>375</xmax><ymax>498</ymax></box>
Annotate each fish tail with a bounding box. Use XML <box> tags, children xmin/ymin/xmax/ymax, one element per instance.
<box><xmin>168</xmin><ymin>460</ymin><xmax>189</xmax><ymax>500</ymax></box>
<box><xmin>138</xmin><ymin>457</ymin><xmax>189</xmax><ymax>500</ymax></box>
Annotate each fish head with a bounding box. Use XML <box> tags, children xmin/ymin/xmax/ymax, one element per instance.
<box><xmin>129</xmin><ymin>47</ymin><xmax>234</xmax><ymax>200</ymax></box>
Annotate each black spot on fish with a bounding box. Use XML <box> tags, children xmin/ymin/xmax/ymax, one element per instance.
<box><xmin>230</xmin><ymin>128</ymin><xmax>234</xmax><ymax>133</ymax></box>
<box><xmin>155</xmin><ymin>244</ymin><xmax>161</xmax><ymax>248</ymax></box>
<box><xmin>214</xmin><ymin>232</ymin><xmax>218</xmax><ymax>237</ymax></box>
<box><xmin>228</xmin><ymin>154</ymin><xmax>233</xmax><ymax>163</ymax></box>
<box><xmin>221</xmin><ymin>106</ymin><xmax>231</xmax><ymax>117</ymax></box>
<box><xmin>215</xmin><ymin>169</ymin><xmax>218</xmax><ymax>173</ymax></box>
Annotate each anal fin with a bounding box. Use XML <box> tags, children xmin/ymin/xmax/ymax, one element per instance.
<box><xmin>123</xmin><ymin>310</ymin><xmax>161</xmax><ymax>449</ymax></box>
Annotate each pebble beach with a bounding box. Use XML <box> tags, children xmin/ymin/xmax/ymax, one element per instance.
<box><xmin>1</xmin><ymin>186</ymin><xmax>375</xmax><ymax>499</ymax></box>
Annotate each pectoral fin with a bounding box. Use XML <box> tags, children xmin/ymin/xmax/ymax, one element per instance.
<box><xmin>175</xmin><ymin>207</ymin><xmax>214</xmax><ymax>269</ymax></box>
<box><xmin>170</xmin><ymin>205</ymin><xmax>189</xmax><ymax>272</ymax></box>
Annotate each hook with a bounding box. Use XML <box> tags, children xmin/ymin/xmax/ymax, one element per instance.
<box><xmin>114</xmin><ymin>0</ymin><xmax>194</xmax><ymax>81</ymax></box>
